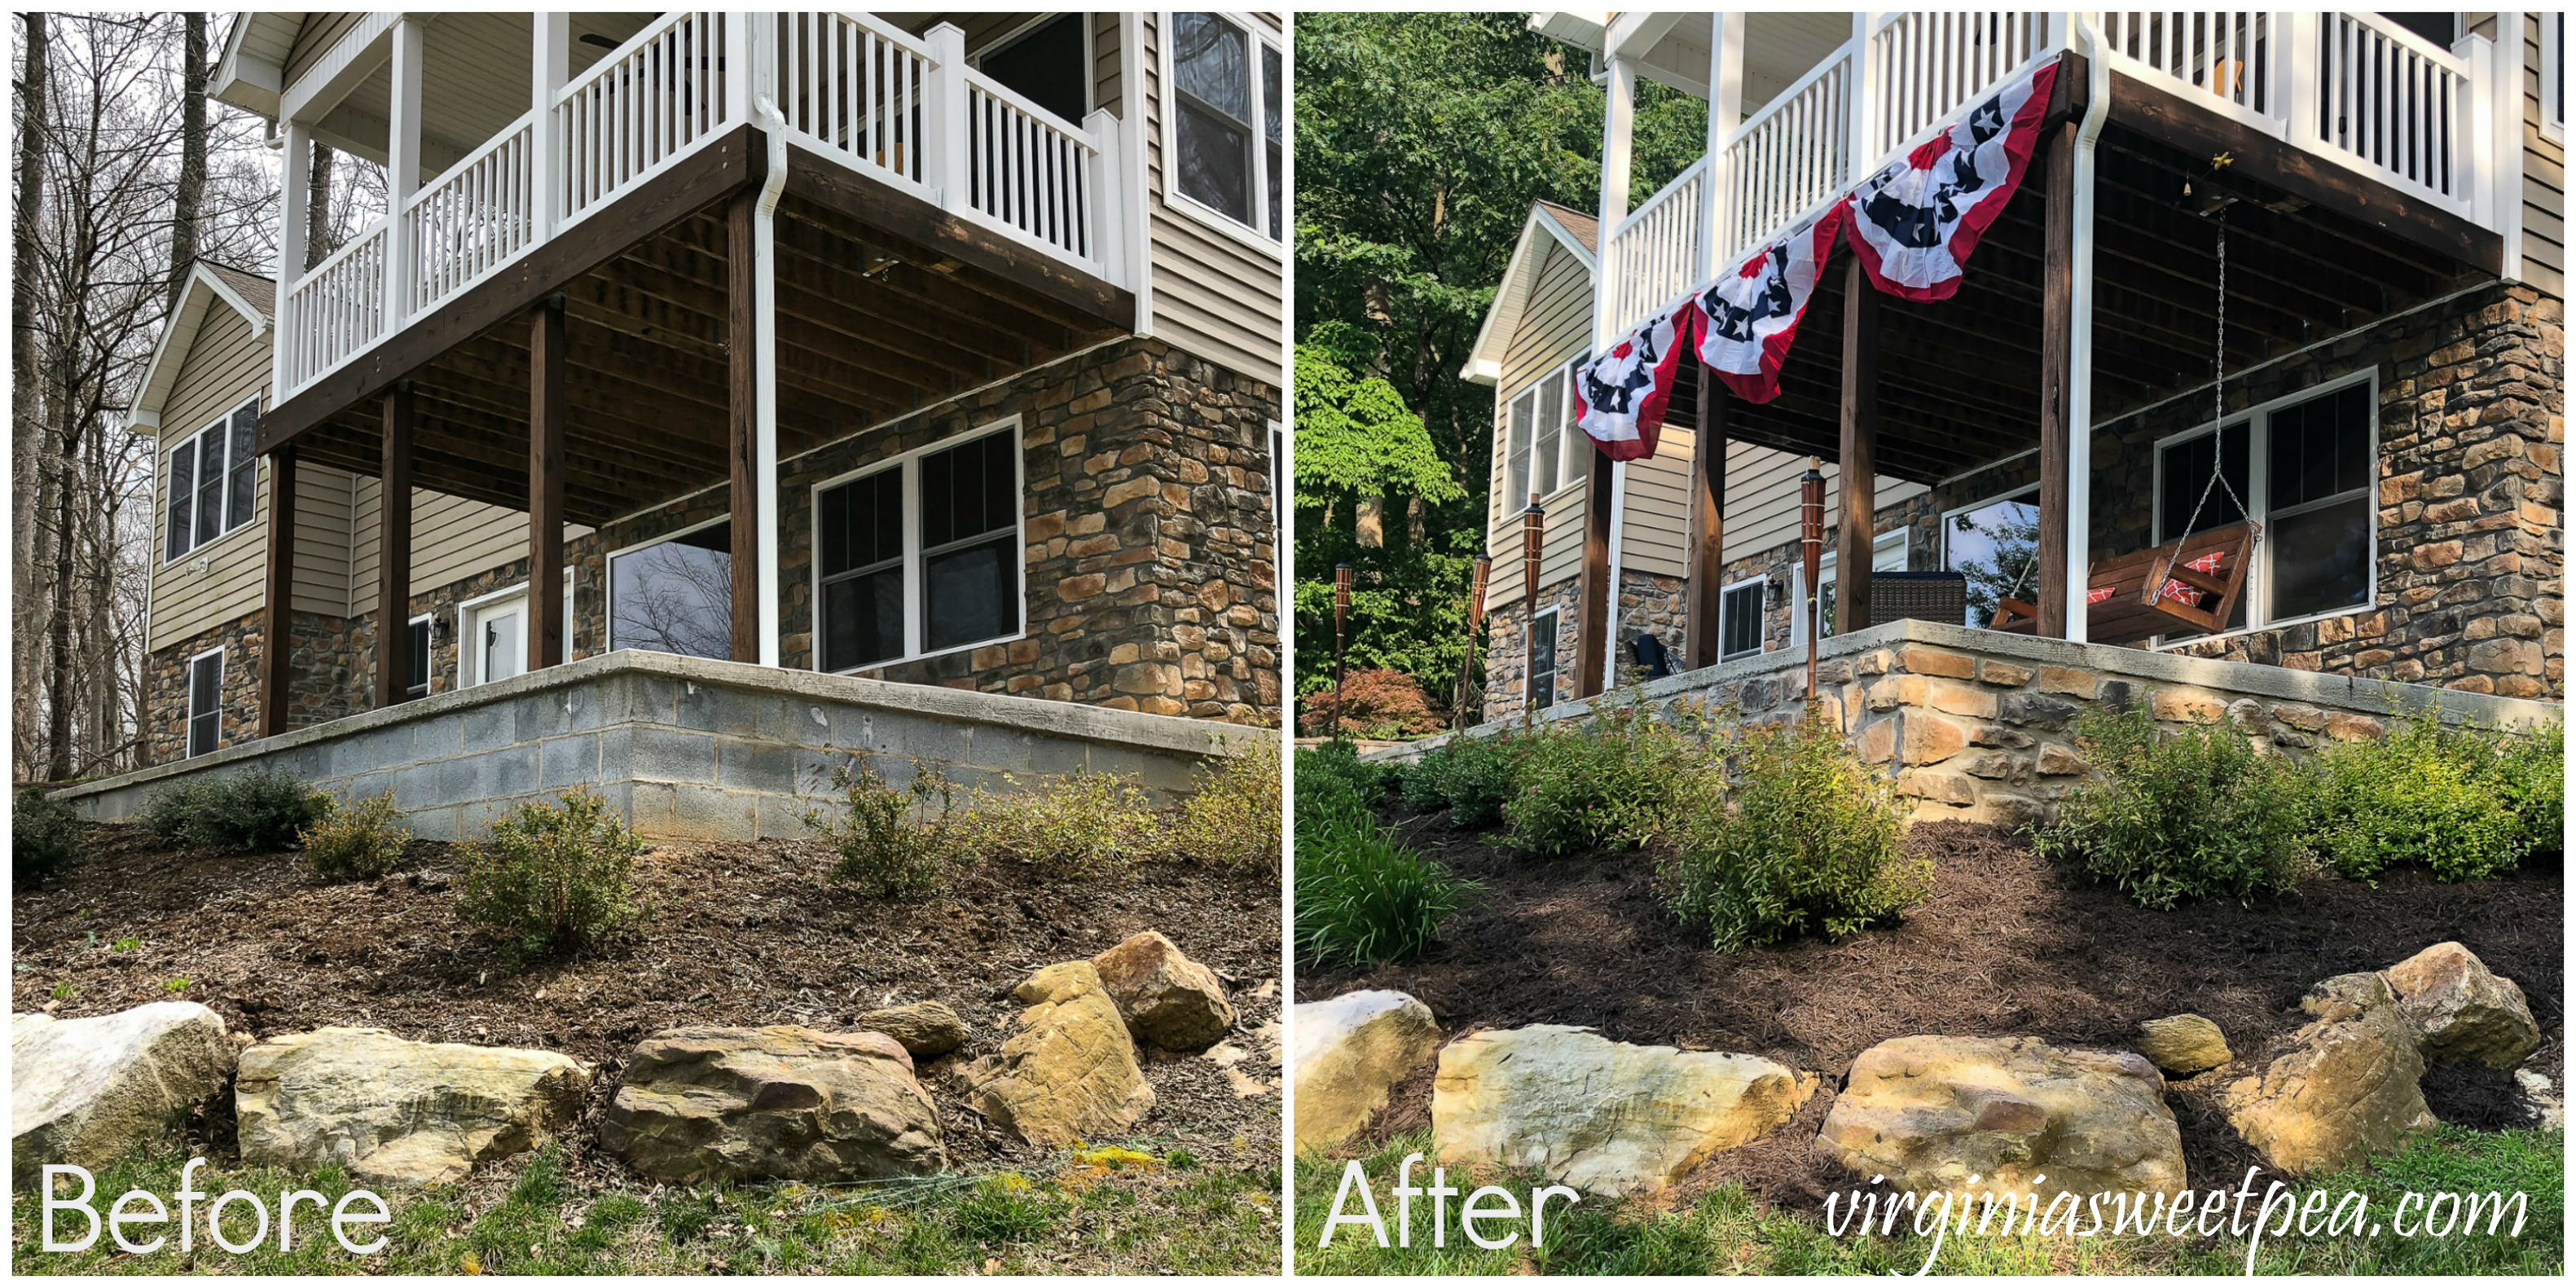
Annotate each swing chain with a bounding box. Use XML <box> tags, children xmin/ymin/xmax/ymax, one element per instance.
<box><xmin>2152</xmin><ymin>202</ymin><xmax>2253</xmax><ymax>601</ymax></box>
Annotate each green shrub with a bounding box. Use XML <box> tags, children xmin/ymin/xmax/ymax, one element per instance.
<box><xmin>1172</xmin><ymin>736</ymin><xmax>1282</xmax><ymax>870</ymax></box>
<box><xmin>1501</xmin><ymin>702</ymin><xmax>1693</xmax><ymax>858</ymax></box>
<box><xmin>1661</xmin><ymin>711</ymin><xmax>1925</xmax><ymax>951</ymax></box>
<box><xmin>2306</xmin><ymin>713</ymin><xmax>2533</xmax><ymax>882</ymax></box>
<box><xmin>140</xmin><ymin>770</ymin><xmax>323</xmax><ymax>852</ymax></box>
<box><xmin>959</xmin><ymin>770</ymin><xmax>1158</xmax><ymax>877</ymax></box>
<box><xmin>804</xmin><ymin>758</ymin><xmax>967</xmax><ymax>899</ymax></box>
<box><xmin>14</xmin><ymin>787</ymin><xmax>85</xmax><ymax>886</ymax></box>
<box><xmin>1399</xmin><ymin>734</ymin><xmax>1523</xmax><ymax>829</ymax></box>
<box><xmin>1294</xmin><ymin>794</ymin><xmax>1477</xmax><ymax>968</ymax></box>
<box><xmin>2497</xmin><ymin>723</ymin><xmax>2564</xmax><ymax>859</ymax></box>
<box><xmin>458</xmin><ymin>789</ymin><xmax>648</xmax><ymax>957</ymax></box>
<box><xmin>2029</xmin><ymin>705</ymin><xmax>2313</xmax><ymax>908</ymax></box>
<box><xmin>1295</xmin><ymin>742</ymin><xmax>1395</xmax><ymax>818</ymax></box>
<box><xmin>297</xmin><ymin>790</ymin><xmax>411</xmax><ymax>881</ymax></box>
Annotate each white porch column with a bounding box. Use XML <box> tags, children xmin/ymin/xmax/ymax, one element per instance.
<box><xmin>923</xmin><ymin>24</ymin><xmax>969</xmax><ymax>211</ymax></box>
<box><xmin>1850</xmin><ymin>14</ymin><xmax>1879</xmax><ymax>161</ymax></box>
<box><xmin>1593</xmin><ymin>51</ymin><xmax>1636</xmax><ymax>351</ymax></box>
<box><xmin>2064</xmin><ymin>18</ymin><xmax>2108</xmax><ymax>644</ymax></box>
<box><xmin>1087</xmin><ymin>108</ymin><xmax>1128</xmax><ymax>286</ymax></box>
<box><xmin>384</xmin><ymin>17</ymin><xmax>424</xmax><ymax>332</ymax></box>
<box><xmin>275</xmin><ymin>118</ymin><xmax>311</xmax><ymax>396</ymax></box>
<box><xmin>2487</xmin><ymin>11</ymin><xmax>2526</xmax><ymax>281</ymax></box>
<box><xmin>1699</xmin><ymin>13</ymin><xmax>1744</xmax><ymax>275</ymax></box>
<box><xmin>530</xmin><ymin>13</ymin><xmax>569</xmax><ymax>240</ymax></box>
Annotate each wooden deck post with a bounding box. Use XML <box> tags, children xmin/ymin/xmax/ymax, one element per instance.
<box><xmin>259</xmin><ymin>446</ymin><xmax>297</xmax><ymax>737</ymax></box>
<box><xmin>727</xmin><ymin>186</ymin><xmax>761</xmax><ymax>664</ymax></box>
<box><xmin>1837</xmin><ymin>254</ymin><xmax>1879</xmax><ymax>635</ymax></box>
<box><xmin>376</xmin><ymin>384</ymin><xmax>414</xmax><ymax>709</ymax></box>
<box><xmin>528</xmin><ymin>296</ymin><xmax>565</xmax><ymax>672</ymax></box>
<box><xmin>1575</xmin><ymin>450</ymin><xmax>1614</xmax><ymax>699</ymax></box>
<box><xmin>1686</xmin><ymin>365</ymin><xmax>1727</xmax><ymax>670</ymax></box>
<box><xmin>2038</xmin><ymin>118</ymin><xmax>2077</xmax><ymax>640</ymax></box>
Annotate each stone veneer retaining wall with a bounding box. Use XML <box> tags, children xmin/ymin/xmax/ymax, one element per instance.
<box><xmin>76</xmin><ymin>651</ymin><xmax>1268</xmax><ymax>842</ymax></box>
<box><xmin>1376</xmin><ymin>619</ymin><xmax>2560</xmax><ymax>826</ymax></box>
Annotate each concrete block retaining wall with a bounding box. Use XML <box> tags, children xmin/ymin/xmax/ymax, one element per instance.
<box><xmin>1373</xmin><ymin>620</ymin><xmax>2561</xmax><ymax>825</ymax></box>
<box><xmin>59</xmin><ymin>651</ymin><xmax>1267</xmax><ymax>842</ymax></box>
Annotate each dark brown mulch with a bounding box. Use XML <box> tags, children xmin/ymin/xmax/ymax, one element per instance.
<box><xmin>14</xmin><ymin>825</ymin><xmax>1282</xmax><ymax>1181</ymax></box>
<box><xmin>1303</xmin><ymin>812</ymin><xmax>2563</xmax><ymax>1212</ymax></box>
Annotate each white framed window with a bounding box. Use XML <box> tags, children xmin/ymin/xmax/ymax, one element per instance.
<box><xmin>1498</xmin><ymin>352</ymin><xmax>1591</xmax><ymax>517</ymax></box>
<box><xmin>973</xmin><ymin>14</ymin><xmax>1092</xmax><ymax>125</ymax></box>
<box><xmin>185</xmin><ymin>646</ymin><xmax>224</xmax><ymax>758</ymax></box>
<box><xmin>457</xmin><ymin>573</ymin><xmax>574</xmax><ymax>688</ymax></box>
<box><xmin>2544</xmin><ymin>12</ymin><xmax>2565</xmax><ymax>143</ymax></box>
<box><xmin>812</xmin><ymin>420</ymin><xmax>1026</xmax><ymax>674</ymax></box>
<box><xmin>1942</xmin><ymin>486</ymin><xmax>2040</xmax><ymax>628</ymax></box>
<box><xmin>1718</xmin><ymin>577</ymin><xmax>1766</xmax><ymax>661</ymax></box>
<box><xmin>1162</xmin><ymin>11</ymin><xmax>1284</xmax><ymax>249</ymax></box>
<box><xmin>1527</xmin><ymin>605</ymin><xmax>1560</xmax><ymax>711</ymax></box>
<box><xmin>2152</xmin><ymin>372</ymin><xmax>2376</xmax><ymax>639</ymax></box>
<box><xmin>165</xmin><ymin>398</ymin><xmax>260</xmax><ymax>561</ymax></box>
<box><xmin>405</xmin><ymin>615</ymin><xmax>433</xmax><ymax>700</ymax></box>
<box><xmin>1791</xmin><ymin>528</ymin><xmax>1910</xmax><ymax>646</ymax></box>
<box><xmin>607</xmin><ymin>516</ymin><xmax>735</xmax><ymax>662</ymax></box>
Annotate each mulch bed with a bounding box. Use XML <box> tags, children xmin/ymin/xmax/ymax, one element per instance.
<box><xmin>1302</xmin><ymin>811</ymin><xmax>2563</xmax><ymax>1212</ymax></box>
<box><xmin>14</xmin><ymin>825</ymin><xmax>1282</xmax><ymax>1183</ymax></box>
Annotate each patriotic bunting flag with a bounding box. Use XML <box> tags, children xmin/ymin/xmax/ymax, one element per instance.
<box><xmin>1695</xmin><ymin>204</ymin><xmax>1848</xmax><ymax>405</ymax></box>
<box><xmin>1574</xmin><ymin>301</ymin><xmax>1697</xmax><ymax>462</ymax></box>
<box><xmin>1844</xmin><ymin>59</ymin><xmax>2058</xmax><ymax>302</ymax></box>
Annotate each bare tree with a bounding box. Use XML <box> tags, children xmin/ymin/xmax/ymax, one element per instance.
<box><xmin>13</xmin><ymin>14</ymin><xmax>50</xmax><ymax>769</ymax></box>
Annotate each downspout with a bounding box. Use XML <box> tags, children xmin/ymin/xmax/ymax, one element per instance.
<box><xmin>750</xmin><ymin>37</ymin><xmax>790</xmax><ymax>668</ymax></box>
<box><xmin>2063</xmin><ymin>14</ymin><xmax>2109</xmax><ymax>646</ymax></box>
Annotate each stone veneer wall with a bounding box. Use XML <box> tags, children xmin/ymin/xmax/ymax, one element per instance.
<box><xmin>143</xmin><ymin>338</ymin><xmax>1283</xmax><ymax>762</ymax></box>
<box><xmin>1940</xmin><ymin>283</ymin><xmax>2563</xmax><ymax>698</ymax></box>
<box><xmin>1380</xmin><ymin>619</ymin><xmax>2561</xmax><ymax>827</ymax></box>
<box><xmin>1481</xmin><ymin>578</ymin><xmax>1585</xmax><ymax>724</ymax></box>
<box><xmin>75</xmin><ymin>651</ymin><xmax>1270</xmax><ymax>842</ymax></box>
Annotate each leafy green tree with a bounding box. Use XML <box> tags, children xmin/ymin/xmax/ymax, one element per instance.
<box><xmin>1291</xmin><ymin>13</ymin><xmax>1705</xmax><ymax>719</ymax></box>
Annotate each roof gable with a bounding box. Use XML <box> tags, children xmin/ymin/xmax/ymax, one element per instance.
<box><xmin>131</xmin><ymin>263</ymin><xmax>274</xmax><ymax>430</ymax></box>
<box><xmin>1462</xmin><ymin>203</ymin><xmax>1599</xmax><ymax>385</ymax></box>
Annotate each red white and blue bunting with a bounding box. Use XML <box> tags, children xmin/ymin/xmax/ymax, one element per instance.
<box><xmin>1574</xmin><ymin>57</ymin><xmax>2059</xmax><ymax>460</ymax></box>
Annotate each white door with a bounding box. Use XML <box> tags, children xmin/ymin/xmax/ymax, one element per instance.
<box><xmin>476</xmin><ymin>601</ymin><xmax>524</xmax><ymax>686</ymax></box>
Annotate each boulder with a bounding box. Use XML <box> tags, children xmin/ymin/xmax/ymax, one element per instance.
<box><xmin>12</xmin><ymin>1002</ymin><xmax>234</xmax><ymax>1181</ymax></box>
<box><xmin>600</xmin><ymin>1026</ymin><xmax>944</xmax><ymax>1184</ymax></box>
<box><xmin>2221</xmin><ymin>974</ymin><xmax>2434</xmax><ymax>1176</ymax></box>
<box><xmin>1434</xmin><ymin>1024</ymin><xmax>1812</xmax><ymax>1198</ymax></box>
<box><xmin>855</xmin><ymin>1002</ymin><xmax>969</xmax><ymax>1059</ymax></box>
<box><xmin>235</xmin><ymin>1028</ymin><xmax>589</xmax><ymax>1187</ymax></box>
<box><xmin>2384</xmin><ymin>943</ymin><xmax>2542</xmax><ymax>1068</ymax></box>
<box><xmin>965</xmin><ymin>962</ymin><xmax>1154</xmax><ymax>1145</ymax></box>
<box><xmin>1090</xmin><ymin>931</ymin><xmax>1236</xmax><ymax>1051</ymax></box>
<box><xmin>1290</xmin><ymin>991</ymin><xmax>1440</xmax><ymax>1154</ymax></box>
<box><xmin>2136</xmin><ymin>1014</ymin><xmax>2233</xmax><ymax>1076</ymax></box>
<box><xmin>1818</xmin><ymin>1035</ymin><xmax>2185</xmax><ymax>1202</ymax></box>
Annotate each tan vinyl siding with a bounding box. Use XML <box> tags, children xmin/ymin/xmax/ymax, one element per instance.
<box><xmin>2521</xmin><ymin>11</ymin><xmax>2564</xmax><ymax>297</ymax></box>
<box><xmin>1485</xmin><ymin>240</ymin><xmax>1596</xmax><ymax>587</ymax></box>
<box><xmin>1623</xmin><ymin>425</ymin><xmax>1691</xmax><ymax>578</ymax></box>
<box><xmin>1722</xmin><ymin>446</ymin><xmax>1926</xmax><ymax>562</ymax></box>
<box><xmin>284</xmin><ymin>13</ymin><xmax>366</xmax><ymax>88</ymax></box>
<box><xmin>1094</xmin><ymin>14</ymin><xmax>1122</xmax><ymax>116</ymax></box>
<box><xmin>148</xmin><ymin>307</ymin><xmax>356</xmax><ymax>650</ymax></box>
<box><xmin>1143</xmin><ymin>11</ymin><xmax>1286</xmax><ymax>385</ymax></box>
<box><xmin>347</xmin><ymin>482</ymin><xmax>591</xmax><ymax>618</ymax></box>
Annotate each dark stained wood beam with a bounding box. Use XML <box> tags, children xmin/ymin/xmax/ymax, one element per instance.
<box><xmin>261</xmin><ymin>125</ymin><xmax>766</xmax><ymax>453</ymax></box>
<box><xmin>727</xmin><ymin>186</ymin><xmax>760</xmax><ymax>664</ymax></box>
<box><xmin>2037</xmin><ymin>119</ymin><xmax>2077</xmax><ymax>640</ymax></box>
<box><xmin>1686</xmin><ymin>365</ymin><xmax>1726</xmax><ymax>670</ymax></box>
<box><xmin>528</xmin><ymin>297</ymin><xmax>566</xmax><ymax>673</ymax></box>
<box><xmin>259</xmin><ymin>446</ymin><xmax>296</xmax><ymax>737</ymax></box>
<box><xmin>1837</xmin><ymin>253</ymin><xmax>1879</xmax><ymax>633</ymax></box>
<box><xmin>376</xmin><ymin>385</ymin><xmax>415</xmax><ymax>708</ymax></box>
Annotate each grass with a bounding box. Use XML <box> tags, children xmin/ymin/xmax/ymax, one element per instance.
<box><xmin>14</xmin><ymin>1138</ymin><xmax>1281</xmax><ymax>1276</ymax></box>
<box><xmin>1294</xmin><ymin>1127</ymin><xmax>2561</xmax><ymax>1275</ymax></box>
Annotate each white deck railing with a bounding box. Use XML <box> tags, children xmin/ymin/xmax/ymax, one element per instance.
<box><xmin>1600</xmin><ymin>9</ymin><xmax>2516</xmax><ymax>339</ymax></box>
<box><xmin>275</xmin><ymin>13</ymin><xmax>1131</xmax><ymax>402</ymax></box>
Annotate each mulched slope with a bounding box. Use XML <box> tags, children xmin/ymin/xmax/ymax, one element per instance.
<box><xmin>1302</xmin><ymin>811</ymin><xmax>2562</xmax><ymax>1211</ymax></box>
<box><xmin>14</xmin><ymin>826</ymin><xmax>1283</xmax><ymax>1179</ymax></box>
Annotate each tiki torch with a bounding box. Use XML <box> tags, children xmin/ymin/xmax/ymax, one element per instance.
<box><xmin>1800</xmin><ymin>456</ymin><xmax>1826</xmax><ymax>703</ymax></box>
<box><xmin>1456</xmin><ymin>553</ymin><xmax>1492</xmax><ymax>729</ymax></box>
<box><xmin>1332</xmin><ymin>562</ymin><xmax>1352</xmax><ymax>745</ymax></box>
<box><xmin>1520</xmin><ymin>495</ymin><xmax>1545</xmax><ymax>712</ymax></box>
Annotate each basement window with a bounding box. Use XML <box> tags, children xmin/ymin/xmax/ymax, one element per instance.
<box><xmin>1527</xmin><ymin>606</ymin><xmax>1559</xmax><ymax>711</ymax></box>
<box><xmin>1167</xmin><ymin>12</ymin><xmax>1282</xmax><ymax>243</ymax></box>
<box><xmin>186</xmin><ymin>647</ymin><xmax>223</xmax><ymax>758</ymax></box>
<box><xmin>407</xmin><ymin>617</ymin><xmax>432</xmax><ymax>700</ymax></box>
<box><xmin>609</xmin><ymin>519</ymin><xmax>735</xmax><ymax>662</ymax></box>
<box><xmin>1719</xmin><ymin>578</ymin><xmax>1765</xmax><ymax>661</ymax></box>
<box><xmin>2153</xmin><ymin>375</ymin><xmax>2376</xmax><ymax>636</ymax></box>
<box><xmin>165</xmin><ymin>398</ymin><xmax>260</xmax><ymax>561</ymax></box>
<box><xmin>815</xmin><ymin>422</ymin><xmax>1026</xmax><ymax>673</ymax></box>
